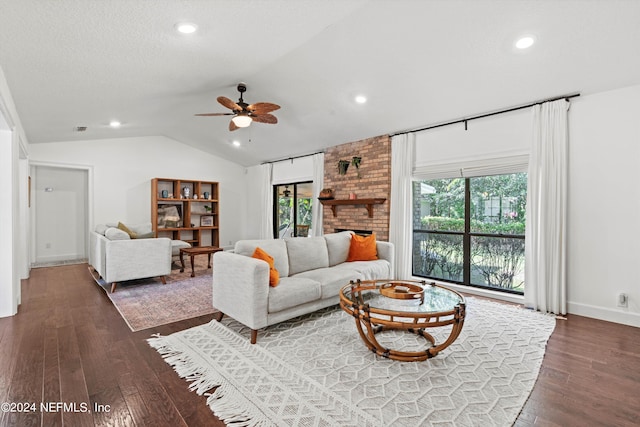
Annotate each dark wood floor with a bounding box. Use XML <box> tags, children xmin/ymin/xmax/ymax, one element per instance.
<box><xmin>1</xmin><ymin>263</ymin><xmax>639</xmax><ymax>427</ymax></box>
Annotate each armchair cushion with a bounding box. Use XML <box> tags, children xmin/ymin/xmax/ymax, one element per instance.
<box><xmin>105</xmin><ymin>227</ymin><xmax>130</xmax><ymax>240</ymax></box>
<box><xmin>117</xmin><ymin>222</ymin><xmax>138</xmax><ymax>238</ymax></box>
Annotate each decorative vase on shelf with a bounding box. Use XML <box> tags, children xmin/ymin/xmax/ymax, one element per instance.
<box><xmin>161</xmin><ymin>190</ymin><xmax>168</xmax><ymax>198</ymax></box>
<box><xmin>204</xmin><ymin>191</ymin><xmax>210</xmax><ymax>199</ymax></box>
<box><xmin>182</xmin><ymin>187</ymin><xmax>190</xmax><ymax>199</ymax></box>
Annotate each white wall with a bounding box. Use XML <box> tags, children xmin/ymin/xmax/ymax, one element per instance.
<box><xmin>244</xmin><ymin>165</ymin><xmax>264</xmax><ymax>240</ymax></box>
<box><xmin>0</xmin><ymin>128</ymin><xmax>17</xmax><ymax>316</ymax></box>
<box><xmin>28</xmin><ymin>136</ymin><xmax>247</xmax><ymax>250</ymax></box>
<box><xmin>272</xmin><ymin>156</ymin><xmax>314</xmax><ymax>184</ymax></box>
<box><xmin>567</xmin><ymin>85</ymin><xmax>640</xmax><ymax>327</ymax></box>
<box><xmin>0</xmin><ymin>65</ymin><xmax>29</xmax><ymax>318</ymax></box>
<box><xmin>414</xmin><ymin>108</ymin><xmax>530</xmax><ymax>166</ymax></box>
<box><xmin>412</xmin><ymin>84</ymin><xmax>640</xmax><ymax>327</ymax></box>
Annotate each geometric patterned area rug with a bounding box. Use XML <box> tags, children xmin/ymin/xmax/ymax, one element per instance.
<box><xmin>92</xmin><ymin>258</ymin><xmax>216</xmax><ymax>331</ymax></box>
<box><xmin>148</xmin><ymin>297</ymin><xmax>556</xmax><ymax>426</ymax></box>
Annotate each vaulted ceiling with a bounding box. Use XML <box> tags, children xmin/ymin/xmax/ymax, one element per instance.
<box><xmin>1</xmin><ymin>0</ymin><xmax>639</xmax><ymax>166</ymax></box>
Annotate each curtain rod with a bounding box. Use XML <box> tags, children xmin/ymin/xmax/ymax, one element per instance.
<box><xmin>390</xmin><ymin>93</ymin><xmax>580</xmax><ymax>137</ymax></box>
<box><xmin>261</xmin><ymin>150</ymin><xmax>325</xmax><ymax>165</ymax></box>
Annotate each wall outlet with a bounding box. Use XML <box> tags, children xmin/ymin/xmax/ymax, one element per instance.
<box><xmin>617</xmin><ymin>293</ymin><xmax>628</xmax><ymax>308</ymax></box>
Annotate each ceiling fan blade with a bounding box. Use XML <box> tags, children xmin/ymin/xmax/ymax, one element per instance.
<box><xmin>251</xmin><ymin>113</ymin><xmax>278</xmax><ymax>124</ymax></box>
<box><xmin>217</xmin><ymin>96</ymin><xmax>241</xmax><ymax>111</ymax></box>
<box><xmin>194</xmin><ymin>112</ymin><xmax>234</xmax><ymax>116</ymax></box>
<box><xmin>229</xmin><ymin>120</ymin><xmax>239</xmax><ymax>131</ymax></box>
<box><xmin>247</xmin><ymin>102</ymin><xmax>281</xmax><ymax>114</ymax></box>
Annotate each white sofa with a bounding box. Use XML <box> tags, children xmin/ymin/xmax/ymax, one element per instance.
<box><xmin>212</xmin><ymin>231</ymin><xmax>394</xmax><ymax>343</ymax></box>
<box><xmin>89</xmin><ymin>223</ymin><xmax>179</xmax><ymax>292</ymax></box>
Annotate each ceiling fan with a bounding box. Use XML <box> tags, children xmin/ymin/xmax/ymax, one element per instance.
<box><xmin>195</xmin><ymin>83</ymin><xmax>280</xmax><ymax>131</ymax></box>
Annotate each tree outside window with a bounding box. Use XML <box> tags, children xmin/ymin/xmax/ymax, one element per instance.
<box><xmin>413</xmin><ymin>173</ymin><xmax>526</xmax><ymax>294</ymax></box>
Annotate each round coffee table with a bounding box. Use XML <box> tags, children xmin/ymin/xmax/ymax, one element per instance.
<box><xmin>339</xmin><ymin>279</ymin><xmax>466</xmax><ymax>362</ymax></box>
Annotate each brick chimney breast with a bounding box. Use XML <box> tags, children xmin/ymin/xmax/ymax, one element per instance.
<box><xmin>322</xmin><ymin>135</ymin><xmax>391</xmax><ymax>241</ymax></box>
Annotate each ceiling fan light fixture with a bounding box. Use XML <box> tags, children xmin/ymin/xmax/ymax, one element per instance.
<box><xmin>232</xmin><ymin>114</ymin><xmax>252</xmax><ymax>128</ymax></box>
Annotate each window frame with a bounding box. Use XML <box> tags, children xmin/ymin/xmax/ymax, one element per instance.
<box><xmin>412</xmin><ymin>175</ymin><xmax>526</xmax><ymax>295</ymax></box>
<box><xmin>272</xmin><ymin>181</ymin><xmax>313</xmax><ymax>239</ymax></box>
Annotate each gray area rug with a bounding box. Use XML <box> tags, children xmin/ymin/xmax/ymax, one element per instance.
<box><xmin>148</xmin><ymin>297</ymin><xmax>556</xmax><ymax>426</ymax></box>
<box><xmin>91</xmin><ymin>258</ymin><xmax>216</xmax><ymax>331</ymax></box>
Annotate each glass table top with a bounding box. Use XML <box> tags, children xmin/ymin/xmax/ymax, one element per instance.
<box><xmin>341</xmin><ymin>280</ymin><xmax>464</xmax><ymax>315</ymax></box>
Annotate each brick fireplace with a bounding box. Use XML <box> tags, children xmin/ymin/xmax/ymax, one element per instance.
<box><xmin>322</xmin><ymin>135</ymin><xmax>391</xmax><ymax>241</ymax></box>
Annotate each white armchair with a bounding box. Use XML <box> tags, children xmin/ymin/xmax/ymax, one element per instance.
<box><xmin>89</xmin><ymin>223</ymin><xmax>172</xmax><ymax>292</ymax></box>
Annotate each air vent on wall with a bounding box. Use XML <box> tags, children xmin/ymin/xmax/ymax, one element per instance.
<box><xmin>75</xmin><ymin>126</ymin><xmax>87</xmax><ymax>132</ymax></box>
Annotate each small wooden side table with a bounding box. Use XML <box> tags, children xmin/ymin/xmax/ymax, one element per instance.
<box><xmin>179</xmin><ymin>246</ymin><xmax>223</xmax><ymax>277</ymax></box>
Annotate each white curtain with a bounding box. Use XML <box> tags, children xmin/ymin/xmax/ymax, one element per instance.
<box><xmin>389</xmin><ymin>133</ymin><xmax>415</xmax><ymax>279</ymax></box>
<box><xmin>311</xmin><ymin>152</ymin><xmax>325</xmax><ymax>236</ymax></box>
<box><xmin>259</xmin><ymin>163</ymin><xmax>273</xmax><ymax>239</ymax></box>
<box><xmin>525</xmin><ymin>99</ymin><xmax>569</xmax><ymax>314</ymax></box>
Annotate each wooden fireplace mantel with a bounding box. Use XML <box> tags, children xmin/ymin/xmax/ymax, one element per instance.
<box><xmin>319</xmin><ymin>198</ymin><xmax>386</xmax><ymax>218</ymax></box>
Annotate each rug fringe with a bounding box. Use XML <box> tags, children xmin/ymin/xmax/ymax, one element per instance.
<box><xmin>148</xmin><ymin>336</ymin><xmax>273</xmax><ymax>427</ymax></box>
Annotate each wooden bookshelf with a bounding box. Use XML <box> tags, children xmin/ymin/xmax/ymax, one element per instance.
<box><xmin>151</xmin><ymin>178</ymin><xmax>219</xmax><ymax>247</ymax></box>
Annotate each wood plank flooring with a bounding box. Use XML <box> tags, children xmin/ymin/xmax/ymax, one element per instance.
<box><xmin>1</xmin><ymin>263</ymin><xmax>639</xmax><ymax>426</ymax></box>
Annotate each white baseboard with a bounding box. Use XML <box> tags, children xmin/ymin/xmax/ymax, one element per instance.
<box><xmin>34</xmin><ymin>253</ymin><xmax>85</xmax><ymax>264</ymax></box>
<box><xmin>567</xmin><ymin>301</ymin><xmax>640</xmax><ymax>328</ymax></box>
<box><xmin>410</xmin><ymin>278</ymin><xmax>640</xmax><ymax>329</ymax></box>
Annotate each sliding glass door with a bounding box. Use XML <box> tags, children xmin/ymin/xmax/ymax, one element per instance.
<box><xmin>273</xmin><ymin>182</ymin><xmax>313</xmax><ymax>238</ymax></box>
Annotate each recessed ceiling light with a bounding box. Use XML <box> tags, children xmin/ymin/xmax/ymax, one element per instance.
<box><xmin>109</xmin><ymin>120</ymin><xmax>121</xmax><ymax>128</ymax></box>
<box><xmin>355</xmin><ymin>95</ymin><xmax>367</xmax><ymax>104</ymax></box>
<box><xmin>232</xmin><ymin>140</ymin><xmax>241</xmax><ymax>147</ymax></box>
<box><xmin>176</xmin><ymin>22</ymin><xmax>198</xmax><ymax>34</ymax></box>
<box><xmin>515</xmin><ymin>36</ymin><xmax>535</xmax><ymax>49</ymax></box>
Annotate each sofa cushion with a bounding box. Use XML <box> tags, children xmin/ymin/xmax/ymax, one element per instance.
<box><xmin>95</xmin><ymin>224</ymin><xmax>109</xmax><ymax>235</ymax></box>
<box><xmin>235</xmin><ymin>239</ymin><xmax>289</xmax><ymax>277</ymax></box>
<box><xmin>286</xmin><ymin>236</ymin><xmax>329</xmax><ymax>275</ymax></box>
<box><xmin>252</xmin><ymin>247</ymin><xmax>280</xmax><ymax>287</ymax></box>
<box><xmin>347</xmin><ymin>233</ymin><xmax>378</xmax><ymax>261</ymax></box>
<box><xmin>268</xmin><ymin>276</ymin><xmax>321</xmax><ymax>313</ymax></box>
<box><xmin>334</xmin><ymin>259</ymin><xmax>392</xmax><ymax>280</ymax></box>
<box><xmin>324</xmin><ymin>231</ymin><xmax>352</xmax><ymax>266</ymax></box>
<box><xmin>105</xmin><ymin>227</ymin><xmax>130</xmax><ymax>240</ymax></box>
<box><xmin>293</xmin><ymin>267</ymin><xmax>363</xmax><ymax>299</ymax></box>
<box><xmin>118</xmin><ymin>222</ymin><xmax>139</xmax><ymax>238</ymax></box>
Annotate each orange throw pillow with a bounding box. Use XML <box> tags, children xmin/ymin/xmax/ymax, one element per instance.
<box><xmin>347</xmin><ymin>233</ymin><xmax>378</xmax><ymax>261</ymax></box>
<box><xmin>252</xmin><ymin>247</ymin><xmax>280</xmax><ymax>287</ymax></box>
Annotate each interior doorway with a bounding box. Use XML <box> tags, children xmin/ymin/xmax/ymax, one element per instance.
<box><xmin>31</xmin><ymin>164</ymin><xmax>89</xmax><ymax>267</ymax></box>
<box><xmin>273</xmin><ymin>182</ymin><xmax>313</xmax><ymax>238</ymax></box>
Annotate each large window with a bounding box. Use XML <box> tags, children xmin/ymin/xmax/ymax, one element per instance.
<box><xmin>412</xmin><ymin>173</ymin><xmax>527</xmax><ymax>294</ymax></box>
<box><xmin>273</xmin><ymin>182</ymin><xmax>313</xmax><ymax>238</ymax></box>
